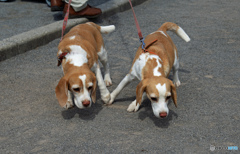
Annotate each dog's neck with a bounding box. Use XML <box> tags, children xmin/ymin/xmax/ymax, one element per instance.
<box><xmin>63</xmin><ymin>63</ymin><xmax>91</xmax><ymax>76</ymax></box>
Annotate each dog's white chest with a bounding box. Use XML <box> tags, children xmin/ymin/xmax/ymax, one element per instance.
<box><xmin>131</xmin><ymin>54</ymin><xmax>147</xmax><ymax>80</ymax></box>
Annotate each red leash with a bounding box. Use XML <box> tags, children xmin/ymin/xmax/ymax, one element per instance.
<box><xmin>128</xmin><ymin>0</ymin><xmax>157</xmax><ymax>54</ymax></box>
<box><xmin>60</xmin><ymin>0</ymin><xmax>72</xmax><ymax>41</ymax></box>
<box><xmin>128</xmin><ymin>0</ymin><xmax>143</xmax><ymax>41</ymax></box>
<box><xmin>58</xmin><ymin>0</ymin><xmax>72</xmax><ymax>66</ymax></box>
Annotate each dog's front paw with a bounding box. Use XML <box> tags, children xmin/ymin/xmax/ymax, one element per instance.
<box><xmin>104</xmin><ymin>74</ymin><xmax>112</xmax><ymax>87</ymax></box>
<box><xmin>107</xmin><ymin>93</ymin><xmax>115</xmax><ymax>104</ymax></box>
<box><xmin>174</xmin><ymin>80</ymin><xmax>181</xmax><ymax>87</ymax></box>
<box><xmin>63</xmin><ymin>101</ymin><xmax>75</xmax><ymax>109</ymax></box>
<box><xmin>101</xmin><ymin>93</ymin><xmax>111</xmax><ymax>104</ymax></box>
<box><xmin>127</xmin><ymin>100</ymin><xmax>140</xmax><ymax>112</ymax></box>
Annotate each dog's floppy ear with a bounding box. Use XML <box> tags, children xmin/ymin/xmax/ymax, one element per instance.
<box><xmin>91</xmin><ymin>75</ymin><xmax>97</xmax><ymax>103</ymax></box>
<box><xmin>136</xmin><ymin>79</ymin><xmax>149</xmax><ymax>106</ymax></box>
<box><xmin>169</xmin><ymin>80</ymin><xmax>177</xmax><ymax>108</ymax></box>
<box><xmin>55</xmin><ymin>77</ymin><xmax>69</xmax><ymax>108</ymax></box>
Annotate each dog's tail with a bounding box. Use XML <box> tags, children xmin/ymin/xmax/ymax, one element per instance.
<box><xmin>159</xmin><ymin>22</ymin><xmax>190</xmax><ymax>42</ymax></box>
<box><xmin>100</xmin><ymin>25</ymin><xmax>115</xmax><ymax>34</ymax></box>
<box><xmin>88</xmin><ymin>22</ymin><xmax>115</xmax><ymax>34</ymax></box>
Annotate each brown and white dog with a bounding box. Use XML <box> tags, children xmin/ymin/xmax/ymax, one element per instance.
<box><xmin>108</xmin><ymin>22</ymin><xmax>190</xmax><ymax>118</ymax></box>
<box><xmin>55</xmin><ymin>22</ymin><xmax>115</xmax><ymax>109</ymax></box>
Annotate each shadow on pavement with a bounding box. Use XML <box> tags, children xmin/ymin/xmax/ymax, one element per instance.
<box><xmin>61</xmin><ymin>102</ymin><xmax>103</xmax><ymax>120</ymax></box>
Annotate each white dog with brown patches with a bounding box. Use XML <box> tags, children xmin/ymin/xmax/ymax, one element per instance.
<box><xmin>55</xmin><ymin>22</ymin><xmax>115</xmax><ymax>109</ymax></box>
<box><xmin>108</xmin><ymin>22</ymin><xmax>190</xmax><ymax>118</ymax></box>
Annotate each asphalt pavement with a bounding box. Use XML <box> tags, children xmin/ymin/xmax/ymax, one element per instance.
<box><xmin>0</xmin><ymin>0</ymin><xmax>146</xmax><ymax>61</ymax></box>
<box><xmin>0</xmin><ymin>0</ymin><xmax>240</xmax><ymax>153</ymax></box>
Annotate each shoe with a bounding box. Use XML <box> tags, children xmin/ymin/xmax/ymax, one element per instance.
<box><xmin>63</xmin><ymin>4</ymin><xmax>102</xmax><ymax>19</ymax></box>
<box><xmin>51</xmin><ymin>0</ymin><xmax>64</xmax><ymax>11</ymax></box>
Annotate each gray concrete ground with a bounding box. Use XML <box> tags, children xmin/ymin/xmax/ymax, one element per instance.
<box><xmin>0</xmin><ymin>0</ymin><xmax>109</xmax><ymax>40</ymax></box>
<box><xmin>0</xmin><ymin>0</ymin><xmax>240</xmax><ymax>153</ymax></box>
<box><xmin>0</xmin><ymin>0</ymin><xmax>146</xmax><ymax>61</ymax></box>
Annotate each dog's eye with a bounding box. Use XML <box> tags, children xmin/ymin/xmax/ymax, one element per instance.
<box><xmin>73</xmin><ymin>88</ymin><xmax>80</xmax><ymax>92</ymax></box>
<box><xmin>151</xmin><ymin>97</ymin><xmax>158</xmax><ymax>101</ymax></box>
<box><xmin>88</xmin><ymin>86</ymin><xmax>93</xmax><ymax>91</ymax></box>
<box><xmin>166</xmin><ymin>96</ymin><xmax>171</xmax><ymax>100</ymax></box>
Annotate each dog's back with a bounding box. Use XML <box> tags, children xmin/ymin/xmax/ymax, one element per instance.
<box><xmin>58</xmin><ymin>22</ymin><xmax>115</xmax><ymax>56</ymax></box>
<box><xmin>132</xmin><ymin>22</ymin><xmax>190</xmax><ymax>77</ymax></box>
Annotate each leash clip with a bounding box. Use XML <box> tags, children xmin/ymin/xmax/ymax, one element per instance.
<box><xmin>140</xmin><ymin>38</ymin><xmax>146</xmax><ymax>51</ymax></box>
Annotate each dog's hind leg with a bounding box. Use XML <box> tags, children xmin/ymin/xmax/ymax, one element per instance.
<box><xmin>173</xmin><ymin>49</ymin><xmax>181</xmax><ymax>87</ymax></box>
<box><xmin>98</xmin><ymin>46</ymin><xmax>112</xmax><ymax>86</ymax></box>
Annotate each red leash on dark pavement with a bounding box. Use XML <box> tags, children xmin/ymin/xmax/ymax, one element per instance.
<box><xmin>60</xmin><ymin>0</ymin><xmax>72</xmax><ymax>42</ymax></box>
<box><xmin>128</xmin><ymin>0</ymin><xmax>158</xmax><ymax>54</ymax></box>
<box><xmin>128</xmin><ymin>0</ymin><xmax>143</xmax><ymax>40</ymax></box>
<box><xmin>128</xmin><ymin>0</ymin><xmax>146</xmax><ymax>49</ymax></box>
<box><xmin>57</xmin><ymin>0</ymin><xmax>72</xmax><ymax>66</ymax></box>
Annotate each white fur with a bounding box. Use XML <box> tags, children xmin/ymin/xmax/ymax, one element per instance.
<box><xmin>173</xmin><ymin>49</ymin><xmax>181</xmax><ymax>87</ymax></box>
<box><xmin>100</xmin><ymin>25</ymin><xmax>115</xmax><ymax>34</ymax></box>
<box><xmin>88</xmin><ymin>82</ymin><xmax>93</xmax><ymax>87</ymax></box>
<box><xmin>127</xmin><ymin>100</ymin><xmax>140</xmax><ymax>112</ymax></box>
<box><xmin>156</xmin><ymin>83</ymin><xmax>167</xmax><ymax>97</ymax></box>
<box><xmin>176</xmin><ymin>27</ymin><xmax>191</xmax><ymax>42</ymax></box>
<box><xmin>58</xmin><ymin>50</ymin><xmax>63</xmax><ymax>55</ymax></box>
<box><xmin>151</xmin><ymin>83</ymin><xmax>169</xmax><ymax>118</ymax></box>
<box><xmin>69</xmin><ymin>36</ymin><xmax>76</xmax><ymax>40</ymax></box>
<box><xmin>158</xmin><ymin>30</ymin><xmax>168</xmax><ymax>37</ymax></box>
<box><xmin>150</xmin><ymin>30</ymin><xmax>168</xmax><ymax>37</ymax></box>
<box><xmin>127</xmin><ymin>93</ymin><xmax>146</xmax><ymax>112</ymax></box>
<box><xmin>66</xmin><ymin>45</ymin><xmax>88</xmax><ymax>67</ymax></box>
<box><xmin>131</xmin><ymin>54</ymin><xmax>147</xmax><ymax>80</ymax></box>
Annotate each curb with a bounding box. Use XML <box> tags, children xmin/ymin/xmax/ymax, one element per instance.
<box><xmin>0</xmin><ymin>0</ymin><xmax>147</xmax><ymax>62</ymax></box>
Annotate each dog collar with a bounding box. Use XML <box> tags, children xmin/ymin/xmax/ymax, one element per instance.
<box><xmin>142</xmin><ymin>39</ymin><xmax>158</xmax><ymax>55</ymax></box>
<box><xmin>57</xmin><ymin>51</ymin><xmax>69</xmax><ymax>66</ymax></box>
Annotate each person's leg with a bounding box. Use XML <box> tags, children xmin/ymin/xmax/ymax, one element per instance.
<box><xmin>51</xmin><ymin>0</ymin><xmax>64</xmax><ymax>11</ymax></box>
<box><xmin>63</xmin><ymin>0</ymin><xmax>102</xmax><ymax>18</ymax></box>
<box><xmin>65</xmin><ymin>0</ymin><xmax>88</xmax><ymax>12</ymax></box>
